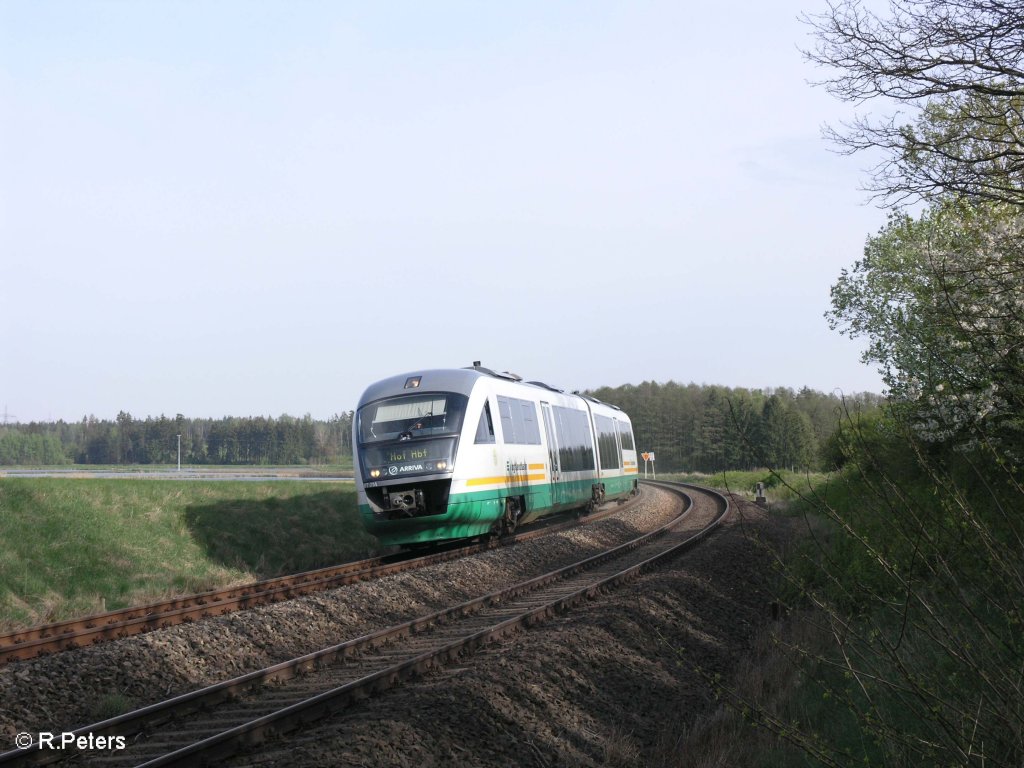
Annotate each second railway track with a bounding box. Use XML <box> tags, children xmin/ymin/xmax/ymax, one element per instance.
<box><xmin>0</xmin><ymin>481</ymin><xmax>727</xmax><ymax>768</ymax></box>
<box><xmin>0</xmin><ymin>490</ymin><xmax>646</xmax><ymax>665</ymax></box>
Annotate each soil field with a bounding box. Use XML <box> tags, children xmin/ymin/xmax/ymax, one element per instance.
<box><xmin>225</xmin><ymin>492</ymin><xmax>786</xmax><ymax>767</ymax></box>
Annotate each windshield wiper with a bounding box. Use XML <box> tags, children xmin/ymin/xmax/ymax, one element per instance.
<box><xmin>399</xmin><ymin>408</ymin><xmax>436</xmax><ymax>440</ymax></box>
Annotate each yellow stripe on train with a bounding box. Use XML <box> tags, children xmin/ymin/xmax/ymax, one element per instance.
<box><xmin>465</xmin><ymin>473</ymin><xmax>547</xmax><ymax>487</ymax></box>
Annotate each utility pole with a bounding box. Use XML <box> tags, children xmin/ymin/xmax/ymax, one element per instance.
<box><xmin>177</xmin><ymin>434</ymin><xmax>181</xmax><ymax>472</ymax></box>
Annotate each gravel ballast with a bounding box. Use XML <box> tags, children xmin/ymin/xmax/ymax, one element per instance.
<box><xmin>222</xmin><ymin>489</ymin><xmax>782</xmax><ymax>767</ymax></box>
<box><xmin>0</xmin><ymin>486</ymin><xmax>689</xmax><ymax>741</ymax></box>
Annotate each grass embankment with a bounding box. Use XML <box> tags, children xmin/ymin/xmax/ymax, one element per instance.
<box><xmin>663</xmin><ymin>469</ymin><xmax>828</xmax><ymax>508</ymax></box>
<box><xmin>0</xmin><ymin>462</ymin><xmax>354</xmax><ymax>475</ymax></box>
<box><xmin>0</xmin><ymin>479</ymin><xmax>377</xmax><ymax>631</ymax></box>
<box><xmin>663</xmin><ymin>455</ymin><xmax>1024</xmax><ymax>766</ymax></box>
<box><xmin>647</xmin><ymin>471</ymin><xmax>857</xmax><ymax>766</ymax></box>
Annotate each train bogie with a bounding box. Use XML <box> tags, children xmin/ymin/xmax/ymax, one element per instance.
<box><xmin>353</xmin><ymin>365</ymin><xmax>638</xmax><ymax>547</ymax></box>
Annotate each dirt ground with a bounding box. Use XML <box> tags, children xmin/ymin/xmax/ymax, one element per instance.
<box><xmin>227</xmin><ymin>495</ymin><xmax>786</xmax><ymax>768</ymax></box>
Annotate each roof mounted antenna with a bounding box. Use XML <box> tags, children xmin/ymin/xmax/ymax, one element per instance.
<box><xmin>467</xmin><ymin>361</ymin><xmax>499</xmax><ymax>376</ymax></box>
<box><xmin>465</xmin><ymin>362</ymin><xmax>523</xmax><ymax>382</ymax></box>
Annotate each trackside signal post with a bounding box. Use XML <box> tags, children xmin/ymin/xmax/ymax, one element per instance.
<box><xmin>641</xmin><ymin>451</ymin><xmax>655</xmax><ymax>479</ymax></box>
<box><xmin>755</xmin><ymin>481</ymin><xmax>767</xmax><ymax>508</ymax></box>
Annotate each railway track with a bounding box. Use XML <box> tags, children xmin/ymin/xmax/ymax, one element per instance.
<box><xmin>0</xmin><ymin>491</ymin><xmax>646</xmax><ymax>665</ymax></box>
<box><xmin>0</xmin><ymin>481</ymin><xmax>727</xmax><ymax>767</ymax></box>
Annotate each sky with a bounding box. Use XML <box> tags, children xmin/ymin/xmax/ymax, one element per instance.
<box><xmin>1</xmin><ymin>1</ymin><xmax>889</xmax><ymax>423</ymax></box>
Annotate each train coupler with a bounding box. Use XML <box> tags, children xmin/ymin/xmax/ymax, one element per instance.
<box><xmin>383</xmin><ymin>488</ymin><xmax>426</xmax><ymax>517</ymax></box>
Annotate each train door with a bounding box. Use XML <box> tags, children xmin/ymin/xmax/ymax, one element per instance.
<box><xmin>540</xmin><ymin>402</ymin><xmax>562</xmax><ymax>503</ymax></box>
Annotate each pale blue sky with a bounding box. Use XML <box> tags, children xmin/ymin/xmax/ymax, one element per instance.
<box><xmin>2</xmin><ymin>1</ymin><xmax>886</xmax><ymax>422</ymax></box>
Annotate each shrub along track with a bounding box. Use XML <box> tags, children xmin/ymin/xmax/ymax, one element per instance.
<box><xmin>0</xmin><ymin>493</ymin><xmax>646</xmax><ymax>665</ymax></box>
<box><xmin>0</xmin><ymin>482</ymin><xmax>724</xmax><ymax>767</ymax></box>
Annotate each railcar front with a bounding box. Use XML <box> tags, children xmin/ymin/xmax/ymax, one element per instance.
<box><xmin>353</xmin><ymin>369</ymin><xmax>491</xmax><ymax>546</ymax></box>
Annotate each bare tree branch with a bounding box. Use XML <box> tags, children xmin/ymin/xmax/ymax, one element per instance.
<box><xmin>804</xmin><ymin>0</ymin><xmax>1024</xmax><ymax>205</ymax></box>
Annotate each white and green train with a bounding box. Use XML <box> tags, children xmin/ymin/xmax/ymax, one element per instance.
<box><xmin>354</xmin><ymin>364</ymin><xmax>639</xmax><ymax>547</ymax></box>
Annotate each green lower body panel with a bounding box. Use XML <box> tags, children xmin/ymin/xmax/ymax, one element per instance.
<box><xmin>601</xmin><ymin>475</ymin><xmax>636</xmax><ymax>498</ymax></box>
<box><xmin>361</xmin><ymin>474</ymin><xmax>638</xmax><ymax>547</ymax></box>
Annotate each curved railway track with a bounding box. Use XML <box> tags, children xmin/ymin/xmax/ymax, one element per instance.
<box><xmin>0</xmin><ymin>481</ymin><xmax>727</xmax><ymax>768</ymax></box>
<box><xmin>0</xmin><ymin>491</ymin><xmax>646</xmax><ymax>665</ymax></box>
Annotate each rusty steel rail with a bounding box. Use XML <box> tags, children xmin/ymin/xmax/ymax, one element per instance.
<box><xmin>0</xmin><ymin>481</ymin><xmax>726</xmax><ymax>768</ymax></box>
<box><xmin>0</xmin><ymin>490</ymin><xmax>646</xmax><ymax>664</ymax></box>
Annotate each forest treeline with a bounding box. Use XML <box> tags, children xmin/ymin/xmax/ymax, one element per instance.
<box><xmin>0</xmin><ymin>385</ymin><xmax>881</xmax><ymax>470</ymax></box>
<box><xmin>591</xmin><ymin>382</ymin><xmax>880</xmax><ymax>472</ymax></box>
<box><xmin>0</xmin><ymin>412</ymin><xmax>354</xmax><ymax>466</ymax></box>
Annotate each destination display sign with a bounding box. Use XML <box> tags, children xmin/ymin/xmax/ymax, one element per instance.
<box><xmin>361</xmin><ymin>438</ymin><xmax>456</xmax><ymax>482</ymax></box>
<box><xmin>384</xmin><ymin>445</ymin><xmax>436</xmax><ymax>465</ymax></box>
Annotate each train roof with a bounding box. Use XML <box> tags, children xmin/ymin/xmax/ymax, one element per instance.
<box><xmin>356</xmin><ymin>365</ymin><xmax>624</xmax><ymax>416</ymax></box>
<box><xmin>356</xmin><ymin>369</ymin><xmax>485</xmax><ymax>407</ymax></box>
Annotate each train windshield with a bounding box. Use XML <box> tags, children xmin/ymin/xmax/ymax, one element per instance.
<box><xmin>358</xmin><ymin>393</ymin><xmax>469</xmax><ymax>444</ymax></box>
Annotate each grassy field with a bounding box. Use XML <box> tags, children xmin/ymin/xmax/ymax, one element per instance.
<box><xmin>0</xmin><ymin>462</ymin><xmax>354</xmax><ymax>475</ymax></box>
<box><xmin>0</xmin><ymin>478</ymin><xmax>377</xmax><ymax>630</ymax></box>
<box><xmin>662</xmin><ymin>469</ymin><xmax>829</xmax><ymax>507</ymax></box>
<box><xmin>0</xmin><ymin>469</ymin><xmax>816</xmax><ymax>633</ymax></box>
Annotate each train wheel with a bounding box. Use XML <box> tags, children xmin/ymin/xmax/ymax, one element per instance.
<box><xmin>502</xmin><ymin>496</ymin><xmax>521</xmax><ymax>535</ymax></box>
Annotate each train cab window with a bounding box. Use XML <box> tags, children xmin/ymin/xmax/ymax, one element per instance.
<box><xmin>358</xmin><ymin>393</ymin><xmax>468</xmax><ymax>444</ymax></box>
<box><xmin>475</xmin><ymin>401</ymin><xmax>496</xmax><ymax>444</ymax></box>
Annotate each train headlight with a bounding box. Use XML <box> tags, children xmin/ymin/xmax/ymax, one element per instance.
<box><xmin>370</xmin><ymin>469</ymin><xmax>381</xmax><ymax>478</ymax></box>
<box><xmin>436</xmin><ymin>461</ymin><xmax>447</xmax><ymax>470</ymax></box>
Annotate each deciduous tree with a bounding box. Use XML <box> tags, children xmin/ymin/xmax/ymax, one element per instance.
<box><xmin>829</xmin><ymin>199</ymin><xmax>1024</xmax><ymax>452</ymax></box>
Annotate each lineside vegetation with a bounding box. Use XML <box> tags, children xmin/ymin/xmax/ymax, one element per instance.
<box><xmin>0</xmin><ymin>479</ymin><xmax>373</xmax><ymax>631</ymax></box>
<box><xmin>675</xmin><ymin>1</ymin><xmax>1024</xmax><ymax>764</ymax></box>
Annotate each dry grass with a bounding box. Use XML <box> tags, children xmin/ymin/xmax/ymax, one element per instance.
<box><xmin>600</xmin><ymin>723</ymin><xmax>642</xmax><ymax>767</ymax></box>
<box><xmin>649</xmin><ymin>615</ymin><xmax>832</xmax><ymax>768</ymax></box>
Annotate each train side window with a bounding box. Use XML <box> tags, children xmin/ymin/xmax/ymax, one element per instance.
<box><xmin>496</xmin><ymin>395</ymin><xmax>542</xmax><ymax>445</ymax></box>
<box><xmin>497</xmin><ymin>396</ymin><xmax>516</xmax><ymax>443</ymax></box>
<box><xmin>475</xmin><ymin>401</ymin><xmax>495</xmax><ymax>444</ymax></box>
<box><xmin>618</xmin><ymin>421</ymin><xmax>635</xmax><ymax>450</ymax></box>
<box><xmin>552</xmin><ymin>405</ymin><xmax>595</xmax><ymax>471</ymax></box>
<box><xmin>595</xmin><ymin>414</ymin><xmax>621</xmax><ymax>469</ymax></box>
<box><xmin>519</xmin><ymin>400</ymin><xmax>542</xmax><ymax>444</ymax></box>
